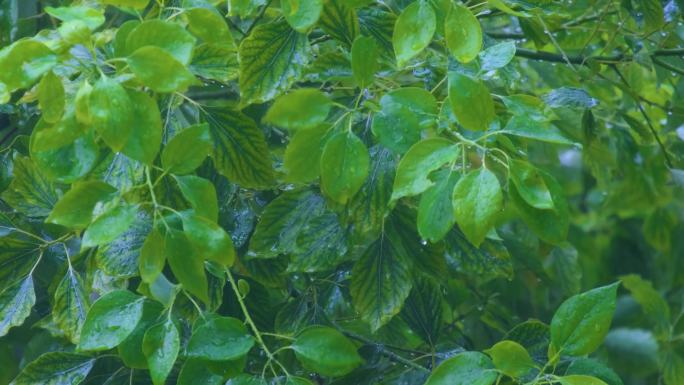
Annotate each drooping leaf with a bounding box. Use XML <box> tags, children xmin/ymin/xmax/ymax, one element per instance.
<box><xmin>139</xmin><ymin>228</ymin><xmax>166</xmax><ymax>284</ymax></box>
<box><xmin>291</xmin><ymin>326</ymin><xmax>363</xmax><ymax>376</ymax></box>
<box><xmin>417</xmin><ymin>169</ymin><xmax>459</xmax><ymax>242</ymax></box>
<box><xmin>452</xmin><ymin>167</ymin><xmax>503</xmax><ymax>247</ymax></box>
<box><xmin>448</xmin><ymin>72</ymin><xmax>495</xmax><ymax>131</ymax></box>
<box><xmin>283</xmin><ymin>124</ymin><xmax>332</xmax><ymax>183</ymax></box>
<box><xmin>175</xmin><ymin>175</ymin><xmax>218</xmax><ymax>222</ymax></box>
<box><xmin>142</xmin><ymin>319</ymin><xmax>180</xmax><ymax>385</ymax></box>
<box><xmin>509</xmin><ymin>159</ymin><xmax>554</xmax><ymax>210</ymax></box>
<box><xmin>444</xmin><ymin>3</ymin><xmax>482</xmax><ymax>63</ymax></box>
<box><xmin>320</xmin><ymin>131</ymin><xmax>370</xmax><ymax>204</ymax></box>
<box><xmin>392</xmin><ymin>1</ymin><xmax>436</xmax><ymax>68</ymax></box>
<box><xmin>88</xmin><ymin>76</ymin><xmax>133</xmax><ymax>152</ymax></box>
<box><xmin>165</xmin><ymin>228</ymin><xmax>209</xmax><ymax>303</ymax></box>
<box><xmin>238</xmin><ymin>20</ymin><xmax>311</xmax><ymax>104</ymax></box>
<box><xmin>37</xmin><ymin>71</ymin><xmax>64</xmax><ymax>124</ymax></box>
<box><xmin>351</xmin><ymin>35</ymin><xmax>379</xmax><ymax>88</ymax></box>
<box><xmin>120</xmin><ymin>89</ymin><xmax>162</xmax><ymax>165</ymax></box>
<box><xmin>79</xmin><ymin>290</ymin><xmax>145</xmax><ymax>351</ymax></box>
<box><xmin>400</xmin><ymin>277</ymin><xmax>443</xmax><ymax>345</ymax></box>
<box><xmin>182</xmin><ymin>212</ymin><xmax>236</xmax><ymax>267</ymax></box>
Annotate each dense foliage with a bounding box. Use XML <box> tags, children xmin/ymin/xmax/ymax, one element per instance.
<box><xmin>0</xmin><ymin>0</ymin><xmax>683</xmax><ymax>384</ymax></box>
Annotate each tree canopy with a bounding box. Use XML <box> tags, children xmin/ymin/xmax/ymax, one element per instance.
<box><xmin>0</xmin><ymin>0</ymin><xmax>683</xmax><ymax>385</ymax></box>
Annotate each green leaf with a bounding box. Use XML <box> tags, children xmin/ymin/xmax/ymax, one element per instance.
<box><xmin>82</xmin><ymin>203</ymin><xmax>137</xmax><ymax>248</ymax></box>
<box><xmin>319</xmin><ymin>0</ymin><xmax>359</xmax><ymax>46</ymax></box>
<box><xmin>283</xmin><ymin>124</ymin><xmax>332</xmax><ymax>183</ymax></box>
<box><xmin>392</xmin><ymin>138</ymin><xmax>459</xmax><ymax>201</ymax></box>
<box><xmin>79</xmin><ymin>290</ymin><xmax>144</xmax><ymax>351</ymax></box>
<box><xmin>0</xmin><ymin>276</ymin><xmax>35</xmax><ymax>337</ymax></box>
<box><xmin>0</xmin><ymin>40</ymin><xmax>57</xmax><ymax>91</ymax></box>
<box><xmin>118</xmin><ymin>300</ymin><xmax>165</xmax><ymax>369</ymax></box>
<box><xmin>182</xmin><ymin>212</ymin><xmax>236</xmax><ymax>267</ymax></box>
<box><xmin>288</xmin><ymin>212</ymin><xmax>349</xmax><ymax>272</ymax></box>
<box><xmin>185</xmin><ymin>8</ymin><xmax>235</xmax><ymax>48</ymax></box>
<box><xmin>545</xmin><ymin>245</ymin><xmax>582</xmax><ymax>296</ymax></box>
<box><xmin>175</xmin><ymin>175</ymin><xmax>218</xmax><ymax>222</ymax></box>
<box><xmin>371</xmin><ymin>87</ymin><xmax>438</xmax><ymax>153</ymax></box>
<box><xmin>283</xmin><ymin>0</ymin><xmax>323</xmax><ymax>32</ymax></box>
<box><xmin>249</xmin><ymin>189</ymin><xmax>326</xmax><ymax>258</ymax></box>
<box><xmin>479</xmin><ymin>41</ymin><xmax>516</xmax><ymax>72</ymax></box>
<box><xmin>238</xmin><ymin>20</ymin><xmax>310</xmax><ymax>104</ymax></box>
<box><xmin>95</xmin><ymin>211</ymin><xmax>151</xmax><ymax>278</ymax></box>
<box><xmin>89</xmin><ymin>76</ymin><xmax>133</xmax><ymax>151</ymax></box>
<box><xmin>392</xmin><ymin>0</ymin><xmax>436</xmax><ymax>67</ymax></box>
<box><xmin>425</xmin><ymin>351</ymin><xmax>497</xmax><ymax>385</ymax></box>
<box><xmin>543</xmin><ymin>87</ymin><xmax>597</xmax><ymax>110</ymax></box>
<box><xmin>418</xmin><ymin>169</ymin><xmax>459</xmax><ymax>242</ymax></box>
<box><xmin>400</xmin><ymin>276</ymin><xmax>443</xmax><ymax>345</ymax></box>
<box><xmin>448</xmin><ymin>72</ymin><xmax>495</xmax><ymax>131</ymax></box>
<box><xmin>45</xmin><ymin>6</ymin><xmax>105</xmax><ymax>30</ymax></box>
<box><xmin>264</xmin><ymin>88</ymin><xmax>331</xmax><ymax>131</ymax></box>
<box><xmin>139</xmin><ymin>228</ymin><xmax>166</xmax><ymax>284</ymax></box>
<box><xmin>189</xmin><ymin>44</ymin><xmax>239</xmax><ymax>83</ymax></box>
<box><xmin>31</xmin><ymin>109</ymin><xmax>85</xmax><ymax>153</ymax></box>
<box><xmin>9</xmin><ymin>352</ymin><xmax>95</xmax><ymax>385</ymax></box>
<box><xmin>637</xmin><ymin>0</ymin><xmax>664</xmax><ymax>32</ymax></box>
<box><xmin>510</xmin><ymin>170</ymin><xmax>569</xmax><ymax>244</ymax></box>
<box><xmin>53</xmin><ymin>270</ymin><xmax>89</xmax><ymax>344</ymax></box>
<box><xmin>620</xmin><ymin>274</ymin><xmax>670</xmax><ymax>335</ymax></box>
<box><xmin>509</xmin><ymin>159</ymin><xmax>554</xmax><ymax>210</ymax></box>
<box><xmin>566</xmin><ymin>358</ymin><xmax>624</xmax><ymax>385</ymax></box>
<box><xmin>320</xmin><ymin>131</ymin><xmax>370</xmax><ymax>204</ymax></box>
<box><xmin>550</xmin><ymin>283</ymin><xmax>619</xmax><ymax>356</ymax></box>
<box><xmin>143</xmin><ymin>319</ymin><xmax>180</xmax><ymax>385</ymax></box>
<box><xmin>128</xmin><ymin>46</ymin><xmax>197</xmax><ymax>93</ymax></box>
<box><xmin>178</xmin><ymin>359</ymin><xmax>225</xmax><ymax>385</ymax></box>
<box><xmin>102</xmin><ymin>0</ymin><xmax>150</xmax><ymax>9</ymax></box>
<box><xmin>452</xmin><ymin>167</ymin><xmax>503</xmax><ymax>247</ymax></box>
<box><xmin>47</xmin><ymin>181</ymin><xmax>117</xmax><ymax>229</ymax></box>
<box><xmin>165</xmin><ymin>228</ymin><xmax>209</xmax><ymax>303</ymax></box>
<box><xmin>502</xmin><ymin>116</ymin><xmax>574</xmax><ymax>145</ymax></box>
<box><xmin>125</xmin><ymin>19</ymin><xmax>196</xmax><ymax>64</ymax></box>
<box><xmin>121</xmin><ymin>89</ymin><xmax>162</xmax><ymax>164</ymax></box>
<box><xmin>444</xmin><ymin>227</ymin><xmax>513</xmax><ymax>280</ymax></box>
<box><xmin>37</xmin><ymin>71</ymin><xmax>64</xmax><ymax>124</ymax></box>
<box><xmin>161</xmin><ymin>123</ymin><xmax>212</xmax><ymax>174</ymax></box>
<box><xmin>1</xmin><ymin>154</ymin><xmax>58</xmax><ymax>217</ymax></box>
<box><xmin>662</xmin><ymin>350</ymin><xmax>684</xmax><ymax>385</ymax></box>
<box><xmin>351</xmin><ymin>35</ymin><xmax>379</xmax><ymax>88</ymax></box>
<box><xmin>484</xmin><ymin>340</ymin><xmax>536</xmax><ymax>378</ymax></box>
<box><xmin>202</xmin><ymin>107</ymin><xmax>275</xmax><ymax>189</ymax></box>
<box><xmin>559</xmin><ymin>375</ymin><xmax>608</xmax><ymax>385</ymax></box>
<box><xmin>292</xmin><ymin>326</ymin><xmax>363</xmax><ymax>376</ymax></box>
<box><xmin>444</xmin><ymin>3</ymin><xmax>482</xmax><ymax>63</ymax></box>
<box><xmin>350</xmin><ymin>217</ymin><xmax>413</xmax><ymax>331</ymax></box>
<box><xmin>187</xmin><ymin>316</ymin><xmax>255</xmax><ymax>361</ymax></box>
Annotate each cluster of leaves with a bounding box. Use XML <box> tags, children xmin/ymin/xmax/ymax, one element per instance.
<box><xmin>0</xmin><ymin>0</ymin><xmax>683</xmax><ymax>384</ymax></box>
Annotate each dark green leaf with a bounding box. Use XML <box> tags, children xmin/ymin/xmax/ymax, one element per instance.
<box><xmin>351</xmin><ymin>36</ymin><xmax>379</xmax><ymax>88</ymax></box>
<box><xmin>0</xmin><ymin>276</ymin><xmax>35</xmax><ymax>337</ymax></box>
<box><xmin>79</xmin><ymin>290</ymin><xmax>144</xmax><ymax>351</ymax></box>
<box><xmin>47</xmin><ymin>181</ymin><xmax>117</xmax><ymax>229</ymax></box>
<box><xmin>319</xmin><ymin>0</ymin><xmax>359</xmax><ymax>46</ymax></box>
<box><xmin>291</xmin><ymin>326</ymin><xmax>363</xmax><ymax>376</ymax></box>
<box><xmin>187</xmin><ymin>316</ymin><xmax>255</xmax><ymax>361</ymax></box>
<box><xmin>238</xmin><ymin>20</ymin><xmax>310</xmax><ymax>104</ymax></box>
<box><xmin>452</xmin><ymin>167</ymin><xmax>503</xmax><ymax>247</ymax></box>
<box><xmin>424</xmin><ymin>351</ymin><xmax>497</xmax><ymax>385</ymax></box>
<box><xmin>142</xmin><ymin>319</ymin><xmax>180</xmax><ymax>385</ymax></box>
<box><xmin>53</xmin><ymin>270</ymin><xmax>89</xmax><ymax>344</ymax></box>
<box><xmin>165</xmin><ymin>228</ymin><xmax>209</xmax><ymax>303</ymax></box>
<box><xmin>417</xmin><ymin>169</ymin><xmax>459</xmax><ymax>242</ymax></box>
<box><xmin>175</xmin><ymin>175</ymin><xmax>218</xmax><ymax>222</ymax></box>
<box><xmin>9</xmin><ymin>352</ymin><xmax>95</xmax><ymax>385</ymax></box>
<box><xmin>320</xmin><ymin>131</ymin><xmax>370</xmax><ymax>204</ymax></box>
<box><xmin>82</xmin><ymin>203</ymin><xmax>138</xmax><ymax>248</ymax></box>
